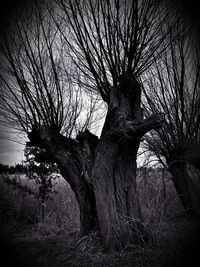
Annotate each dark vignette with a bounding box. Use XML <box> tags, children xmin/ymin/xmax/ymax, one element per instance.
<box><xmin>0</xmin><ymin>0</ymin><xmax>200</xmax><ymax>266</ymax></box>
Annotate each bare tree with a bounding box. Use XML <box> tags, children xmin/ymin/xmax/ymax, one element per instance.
<box><xmin>142</xmin><ymin>24</ymin><xmax>200</xmax><ymax>218</ymax></box>
<box><xmin>48</xmin><ymin>0</ymin><xmax>179</xmax><ymax>250</ymax></box>
<box><xmin>0</xmin><ymin>1</ymin><xmax>105</xmax><ymax>235</ymax></box>
<box><xmin>0</xmin><ymin>0</ymin><xmax>180</xmax><ymax>251</ymax></box>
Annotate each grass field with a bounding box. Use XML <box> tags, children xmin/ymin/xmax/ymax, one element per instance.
<box><xmin>0</xmin><ymin>168</ymin><xmax>200</xmax><ymax>267</ymax></box>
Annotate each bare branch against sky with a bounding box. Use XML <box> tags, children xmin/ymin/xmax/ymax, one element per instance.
<box><xmin>141</xmin><ymin>20</ymin><xmax>200</xmax><ymax>166</ymax></box>
<box><xmin>0</xmin><ymin>0</ymin><xmax>196</xmax><ymax>166</ymax></box>
<box><xmin>0</xmin><ymin>0</ymin><xmax>106</xmax><ymax>164</ymax></box>
<box><xmin>48</xmin><ymin>0</ymin><xmax>179</xmax><ymax>103</ymax></box>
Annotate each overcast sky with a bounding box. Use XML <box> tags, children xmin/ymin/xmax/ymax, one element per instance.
<box><xmin>0</xmin><ymin>128</ymin><xmax>25</xmax><ymax>166</ymax></box>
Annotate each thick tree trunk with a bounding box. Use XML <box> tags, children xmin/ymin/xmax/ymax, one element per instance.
<box><xmin>93</xmin><ymin>130</ymin><xmax>142</xmax><ymax>251</ymax></box>
<box><xmin>27</xmin><ymin>78</ymin><xmax>163</xmax><ymax>249</ymax></box>
<box><xmin>168</xmin><ymin>160</ymin><xmax>200</xmax><ymax>219</ymax></box>
<box><xmin>93</xmin><ymin>77</ymin><xmax>163</xmax><ymax>251</ymax></box>
<box><xmin>27</xmin><ymin>128</ymin><xmax>99</xmax><ymax>235</ymax></box>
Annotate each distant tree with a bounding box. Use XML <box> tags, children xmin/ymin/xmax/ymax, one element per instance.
<box><xmin>14</xmin><ymin>163</ymin><xmax>26</xmax><ymax>174</ymax></box>
<box><xmin>3</xmin><ymin>148</ymin><xmax>59</xmax><ymax>222</ymax></box>
<box><xmin>142</xmin><ymin>24</ymin><xmax>200</xmax><ymax>218</ymax></box>
<box><xmin>24</xmin><ymin>146</ymin><xmax>59</xmax><ymax>221</ymax></box>
<box><xmin>0</xmin><ymin>163</ymin><xmax>9</xmax><ymax>173</ymax></box>
<box><xmin>0</xmin><ymin>0</ymin><xmax>180</xmax><ymax>251</ymax></box>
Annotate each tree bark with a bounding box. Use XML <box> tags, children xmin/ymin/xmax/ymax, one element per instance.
<box><xmin>93</xmin><ymin>77</ymin><xmax>163</xmax><ymax>251</ymax></box>
<box><xmin>55</xmin><ymin>157</ymin><xmax>98</xmax><ymax>235</ymax></box>
<box><xmin>93</xmin><ymin>130</ymin><xmax>142</xmax><ymax>251</ymax></box>
<box><xmin>168</xmin><ymin>160</ymin><xmax>200</xmax><ymax>219</ymax></box>
<box><xmin>27</xmin><ymin>128</ymin><xmax>99</xmax><ymax>235</ymax></box>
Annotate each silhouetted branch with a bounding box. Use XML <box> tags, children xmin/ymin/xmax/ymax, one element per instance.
<box><xmin>141</xmin><ymin>21</ymin><xmax>200</xmax><ymax>163</ymax></box>
<box><xmin>51</xmin><ymin>0</ymin><xmax>178</xmax><ymax>103</ymax></box>
<box><xmin>0</xmin><ymin>1</ymin><xmax>104</xmax><ymax>138</ymax></box>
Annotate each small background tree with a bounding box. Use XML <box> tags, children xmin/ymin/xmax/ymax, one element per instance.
<box><xmin>24</xmin><ymin>146</ymin><xmax>59</xmax><ymax>222</ymax></box>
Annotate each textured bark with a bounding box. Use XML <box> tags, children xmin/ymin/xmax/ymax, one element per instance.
<box><xmin>93</xmin><ymin>131</ymin><xmax>142</xmax><ymax>251</ymax></box>
<box><xmin>168</xmin><ymin>160</ymin><xmax>200</xmax><ymax>219</ymax></box>
<box><xmin>93</xmin><ymin>77</ymin><xmax>163</xmax><ymax>251</ymax></box>
<box><xmin>28</xmin><ymin>128</ymin><xmax>99</xmax><ymax>235</ymax></box>
<box><xmin>57</xmin><ymin>159</ymin><xmax>98</xmax><ymax>235</ymax></box>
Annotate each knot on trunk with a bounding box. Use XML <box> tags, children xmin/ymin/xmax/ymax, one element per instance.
<box><xmin>111</xmin><ymin>112</ymin><xmax>165</xmax><ymax>142</ymax></box>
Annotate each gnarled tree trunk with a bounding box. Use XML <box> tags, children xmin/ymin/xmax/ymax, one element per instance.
<box><xmin>56</xmin><ymin>158</ymin><xmax>98</xmax><ymax>235</ymax></box>
<box><xmin>93</xmin><ymin>76</ymin><xmax>163</xmax><ymax>251</ymax></box>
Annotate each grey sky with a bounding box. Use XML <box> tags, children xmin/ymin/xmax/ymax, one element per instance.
<box><xmin>0</xmin><ymin>128</ymin><xmax>25</xmax><ymax>166</ymax></box>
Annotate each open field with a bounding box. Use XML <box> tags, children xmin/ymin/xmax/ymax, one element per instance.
<box><xmin>0</xmin><ymin>169</ymin><xmax>200</xmax><ymax>267</ymax></box>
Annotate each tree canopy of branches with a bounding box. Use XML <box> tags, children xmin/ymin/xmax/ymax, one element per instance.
<box><xmin>0</xmin><ymin>0</ymin><xmax>181</xmax><ymax>251</ymax></box>
<box><xmin>142</xmin><ymin>25</ymin><xmax>200</xmax><ymax>218</ymax></box>
<box><xmin>0</xmin><ymin>1</ymin><xmax>104</xmax><ymax>136</ymax></box>
<box><xmin>52</xmin><ymin>0</ymin><xmax>178</xmax><ymax>103</ymax></box>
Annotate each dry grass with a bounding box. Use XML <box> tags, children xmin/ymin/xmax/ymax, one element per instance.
<box><xmin>0</xmin><ymin>169</ymin><xmax>199</xmax><ymax>267</ymax></box>
<box><xmin>0</xmin><ymin>173</ymin><xmax>79</xmax><ymax>239</ymax></box>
